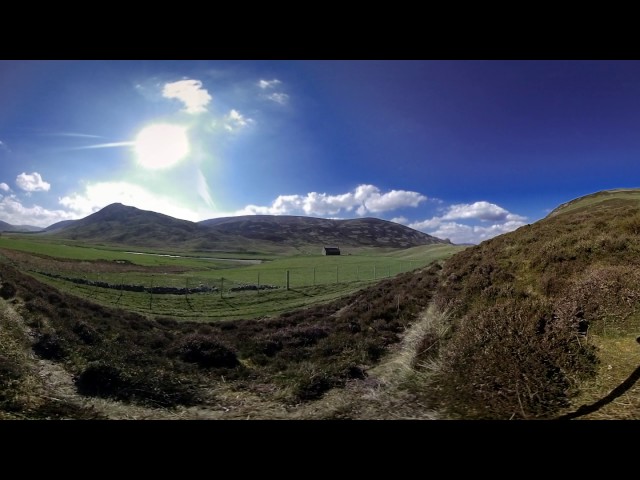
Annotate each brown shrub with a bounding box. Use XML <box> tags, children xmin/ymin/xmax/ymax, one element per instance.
<box><xmin>433</xmin><ymin>298</ymin><xmax>597</xmax><ymax>419</ymax></box>
<box><xmin>171</xmin><ymin>333</ymin><xmax>239</xmax><ymax>369</ymax></box>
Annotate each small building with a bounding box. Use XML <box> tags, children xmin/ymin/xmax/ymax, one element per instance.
<box><xmin>322</xmin><ymin>246</ymin><xmax>341</xmax><ymax>256</ymax></box>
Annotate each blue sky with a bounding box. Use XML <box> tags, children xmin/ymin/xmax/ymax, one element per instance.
<box><xmin>1</xmin><ymin>60</ymin><xmax>640</xmax><ymax>243</ymax></box>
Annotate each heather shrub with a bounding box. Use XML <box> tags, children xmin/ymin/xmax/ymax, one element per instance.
<box><xmin>434</xmin><ymin>298</ymin><xmax>597</xmax><ymax>419</ymax></box>
<box><xmin>171</xmin><ymin>333</ymin><xmax>239</xmax><ymax>368</ymax></box>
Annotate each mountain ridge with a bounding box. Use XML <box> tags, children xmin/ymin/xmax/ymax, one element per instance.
<box><xmin>44</xmin><ymin>202</ymin><xmax>449</xmax><ymax>251</ymax></box>
<box><xmin>0</xmin><ymin>220</ymin><xmax>42</xmax><ymax>232</ymax></box>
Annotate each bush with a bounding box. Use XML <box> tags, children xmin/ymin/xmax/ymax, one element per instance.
<box><xmin>75</xmin><ymin>362</ymin><xmax>126</xmax><ymax>397</ymax></box>
<box><xmin>0</xmin><ymin>282</ymin><xmax>16</xmax><ymax>300</ymax></box>
<box><xmin>72</xmin><ymin>321</ymin><xmax>99</xmax><ymax>345</ymax></box>
<box><xmin>172</xmin><ymin>334</ymin><xmax>239</xmax><ymax>368</ymax></box>
<box><xmin>433</xmin><ymin>298</ymin><xmax>597</xmax><ymax>419</ymax></box>
<box><xmin>294</xmin><ymin>371</ymin><xmax>335</xmax><ymax>401</ymax></box>
<box><xmin>75</xmin><ymin>361</ymin><xmax>200</xmax><ymax>408</ymax></box>
<box><xmin>33</xmin><ymin>333</ymin><xmax>67</xmax><ymax>361</ymax></box>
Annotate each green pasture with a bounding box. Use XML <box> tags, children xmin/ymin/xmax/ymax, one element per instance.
<box><xmin>0</xmin><ymin>236</ymin><xmax>258</xmax><ymax>269</ymax></box>
<box><xmin>0</xmin><ymin>235</ymin><xmax>465</xmax><ymax>319</ymax></box>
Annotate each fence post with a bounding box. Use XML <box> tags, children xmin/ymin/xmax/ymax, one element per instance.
<box><xmin>286</xmin><ymin>270</ymin><xmax>290</xmax><ymax>290</ymax></box>
<box><xmin>149</xmin><ymin>276</ymin><xmax>153</xmax><ymax>310</ymax></box>
<box><xmin>115</xmin><ymin>274</ymin><xmax>123</xmax><ymax>306</ymax></box>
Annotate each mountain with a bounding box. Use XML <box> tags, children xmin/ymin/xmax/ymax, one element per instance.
<box><xmin>0</xmin><ymin>220</ymin><xmax>42</xmax><ymax>232</ymax></box>
<box><xmin>198</xmin><ymin>215</ymin><xmax>447</xmax><ymax>249</ymax></box>
<box><xmin>43</xmin><ymin>219</ymin><xmax>77</xmax><ymax>233</ymax></box>
<box><xmin>50</xmin><ymin>203</ymin><xmax>203</xmax><ymax>245</ymax></box>
<box><xmin>415</xmin><ymin>188</ymin><xmax>640</xmax><ymax>419</ymax></box>
<box><xmin>48</xmin><ymin>203</ymin><xmax>448</xmax><ymax>251</ymax></box>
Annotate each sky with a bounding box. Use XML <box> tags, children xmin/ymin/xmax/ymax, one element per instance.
<box><xmin>2</xmin><ymin>60</ymin><xmax>640</xmax><ymax>244</ymax></box>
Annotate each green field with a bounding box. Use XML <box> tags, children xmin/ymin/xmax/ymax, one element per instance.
<box><xmin>0</xmin><ymin>235</ymin><xmax>465</xmax><ymax>320</ymax></box>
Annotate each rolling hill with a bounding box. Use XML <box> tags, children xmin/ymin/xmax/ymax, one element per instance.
<box><xmin>414</xmin><ymin>188</ymin><xmax>640</xmax><ymax>419</ymax></box>
<box><xmin>3</xmin><ymin>189</ymin><xmax>640</xmax><ymax>419</ymax></box>
<box><xmin>198</xmin><ymin>214</ymin><xmax>447</xmax><ymax>249</ymax></box>
<box><xmin>45</xmin><ymin>203</ymin><xmax>449</xmax><ymax>252</ymax></box>
<box><xmin>48</xmin><ymin>203</ymin><xmax>204</xmax><ymax>245</ymax></box>
<box><xmin>0</xmin><ymin>220</ymin><xmax>42</xmax><ymax>233</ymax></box>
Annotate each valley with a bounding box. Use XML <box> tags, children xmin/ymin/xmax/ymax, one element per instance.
<box><xmin>2</xmin><ymin>191</ymin><xmax>640</xmax><ymax>419</ymax></box>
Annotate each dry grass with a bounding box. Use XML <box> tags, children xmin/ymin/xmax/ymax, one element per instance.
<box><xmin>371</xmin><ymin>303</ymin><xmax>450</xmax><ymax>386</ymax></box>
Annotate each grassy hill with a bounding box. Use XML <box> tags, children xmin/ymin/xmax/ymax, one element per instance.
<box><xmin>410</xmin><ymin>188</ymin><xmax>640</xmax><ymax>419</ymax></box>
<box><xmin>199</xmin><ymin>214</ymin><xmax>447</xmax><ymax>250</ymax></box>
<box><xmin>547</xmin><ymin>188</ymin><xmax>640</xmax><ymax>218</ymax></box>
<box><xmin>47</xmin><ymin>204</ymin><xmax>448</xmax><ymax>253</ymax></box>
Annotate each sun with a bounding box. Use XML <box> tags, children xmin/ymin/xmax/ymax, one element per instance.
<box><xmin>134</xmin><ymin>124</ymin><xmax>189</xmax><ymax>169</ymax></box>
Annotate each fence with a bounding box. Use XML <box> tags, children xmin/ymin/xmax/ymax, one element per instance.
<box><xmin>28</xmin><ymin>260</ymin><xmax>422</xmax><ymax>318</ymax></box>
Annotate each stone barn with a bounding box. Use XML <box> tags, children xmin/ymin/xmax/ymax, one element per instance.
<box><xmin>322</xmin><ymin>246</ymin><xmax>341</xmax><ymax>256</ymax></box>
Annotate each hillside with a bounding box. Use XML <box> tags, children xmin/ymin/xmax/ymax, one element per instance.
<box><xmin>548</xmin><ymin>188</ymin><xmax>640</xmax><ymax>218</ymax></box>
<box><xmin>198</xmin><ymin>215</ymin><xmax>446</xmax><ymax>249</ymax></box>
<box><xmin>0</xmin><ymin>247</ymin><xmax>444</xmax><ymax>419</ymax></box>
<box><xmin>0</xmin><ymin>220</ymin><xmax>41</xmax><ymax>233</ymax></box>
<box><xmin>47</xmin><ymin>203</ymin><xmax>448</xmax><ymax>252</ymax></box>
<box><xmin>413</xmin><ymin>188</ymin><xmax>640</xmax><ymax>419</ymax></box>
<box><xmin>43</xmin><ymin>219</ymin><xmax>77</xmax><ymax>233</ymax></box>
<box><xmin>49</xmin><ymin>203</ymin><xmax>204</xmax><ymax>245</ymax></box>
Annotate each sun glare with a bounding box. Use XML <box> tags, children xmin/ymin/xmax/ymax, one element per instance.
<box><xmin>134</xmin><ymin>124</ymin><xmax>189</xmax><ymax>169</ymax></box>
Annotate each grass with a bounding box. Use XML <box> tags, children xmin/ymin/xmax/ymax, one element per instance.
<box><xmin>0</xmin><ymin>251</ymin><xmax>445</xmax><ymax>417</ymax></box>
<box><xmin>33</xmin><ymin>274</ymin><xmax>380</xmax><ymax>320</ymax></box>
<box><xmin>0</xmin><ymin>239</ymin><xmax>463</xmax><ymax>320</ymax></box>
<box><xmin>558</xmin><ymin>333</ymin><xmax>640</xmax><ymax>420</ymax></box>
<box><xmin>548</xmin><ymin>188</ymin><xmax>640</xmax><ymax>218</ymax></box>
<box><xmin>0</xmin><ymin>236</ymin><xmax>253</xmax><ymax>269</ymax></box>
<box><xmin>5</xmin><ymin>188</ymin><xmax>640</xmax><ymax>418</ymax></box>
<box><xmin>410</xmin><ymin>191</ymin><xmax>640</xmax><ymax>418</ymax></box>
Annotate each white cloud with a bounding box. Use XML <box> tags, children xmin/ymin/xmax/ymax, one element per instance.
<box><xmin>423</xmin><ymin>220</ymin><xmax>528</xmax><ymax>245</ymax></box>
<box><xmin>0</xmin><ymin>182</ymin><xmax>10</xmax><ymax>192</ymax></box>
<box><xmin>0</xmin><ymin>195</ymin><xmax>75</xmax><ymax>227</ymax></box>
<box><xmin>59</xmin><ymin>181</ymin><xmax>208</xmax><ymax>222</ymax></box>
<box><xmin>267</xmin><ymin>92</ymin><xmax>289</xmax><ymax>105</ymax></box>
<box><xmin>70</xmin><ymin>141</ymin><xmax>134</xmax><ymax>151</ymax></box>
<box><xmin>390</xmin><ymin>216</ymin><xmax>408</xmax><ymax>224</ymax></box>
<box><xmin>442</xmin><ymin>201</ymin><xmax>526</xmax><ymax>222</ymax></box>
<box><xmin>258</xmin><ymin>79</ymin><xmax>282</xmax><ymax>89</ymax></box>
<box><xmin>408</xmin><ymin>217</ymin><xmax>444</xmax><ymax>231</ymax></box>
<box><xmin>361</xmin><ymin>187</ymin><xmax>426</xmax><ymax>213</ymax></box>
<box><xmin>16</xmin><ymin>172</ymin><xmax>50</xmax><ymax>192</ymax></box>
<box><xmin>224</xmin><ymin>109</ymin><xmax>254</xmax><ymax>132</ymax></box>
<box><xmin>162</xmin><ymin>79</ymin><xmax>212</xmax><ymax>114</ymax></box>
<box><xmin>409</xmin><ymin>201</ymin><xmax>527</xmax><ymax>244</ymax></box>
<box><xmin>257</xmin><ymin>79</ymin><xmax>289</xmax><ymax>104</ymax></box>
<box><xmin>236</xmin><ymin>184</ymin><xmax>427</xmax><ymax>217</ymax></box>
